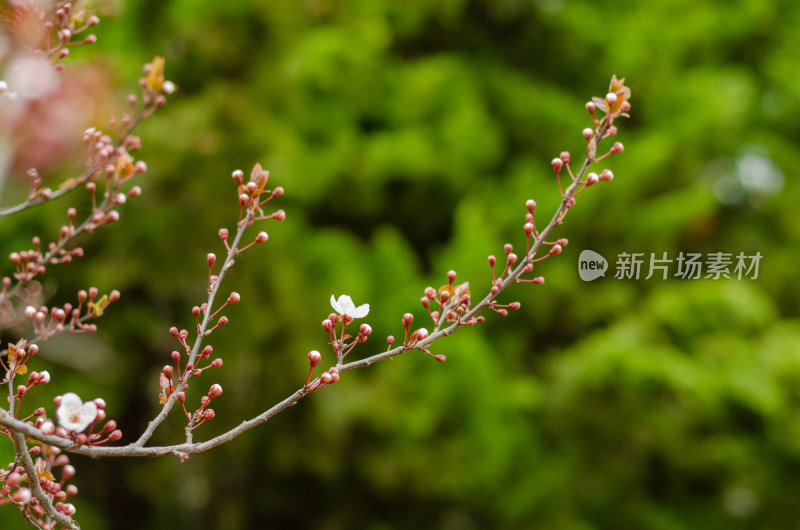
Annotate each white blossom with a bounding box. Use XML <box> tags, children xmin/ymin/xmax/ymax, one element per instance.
<box><xmin>56</xmin><ymin>393</ymin><xmax>97</xmax><ymax>433</ymax></box>
<box><xmin>330</xmin><ymin>294</ymin><xmax>369</xmax><ymax>319</ymax></box>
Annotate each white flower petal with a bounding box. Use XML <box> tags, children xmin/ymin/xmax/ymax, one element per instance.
<box><xmin>348</xmin><ymin>303</ymin><xmax>370</xmax><ymax>318</ymax></box>
<box><xmin>330</xmin><ymin>294</ymin><xmax>341</xmax><ymax>313</ymax></box>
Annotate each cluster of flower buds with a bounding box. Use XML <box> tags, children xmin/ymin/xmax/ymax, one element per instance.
<box><xmin>232</xmin><ymin>164</ymin><xmax>286</xmax><ymax>226</ymax></box>
<box><xmin>420</xmin><ymin>270</ymin><xmax>480</xmax><ymax>330</ymax></box>
<box><xmin>1</xmin><ymin>340</ymin><xmax>39</xmax><ymax>384</ymax></box>
<box><xmin>397</xmin><ymin>312</ymin><xmax>446</xmax><ymax>363</ymax></box>
<box><xmin>1</xmin><ymin>445</ymin><xmax>82</xmax><ymax>523</ymax></box>
<box><xmin>176</xmin><ymin>383</ymin><xmax>223</xmax><ymax>429</ymax></box>
<box><xmin>19</xmin><ymin>287</ymin><xmax>120</xmax><ymax>342</ymax></box>
<box><xmin>47</xmin><ymin>2</ymin><xmax>100</xmax><ymax>67</ymax></box>
<box><xmin>161</xmin><ymin>329</ymin><xmax>224</xmax><ymax>407</ymax></box>
<box><xmin>83</xmin><ymin>126</ymin><xmax>147</xmax><ymax>189</ymax></box>
<box><xmin>8</xmin><ymin>241</ymin><xmax>46</xmax><ymax>283</ymax></box>
<box><xmin>140</xmin><ymin>56</ymin><xmax>177</xmax><ymax>109</ymax></box>
<box><xmin>304</xmin><ymin>353</ymin><xmax>340</xmax><ymax>392</ymax></box>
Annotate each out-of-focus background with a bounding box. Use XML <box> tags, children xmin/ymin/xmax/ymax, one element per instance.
<box><xmin>2</xmin><ymin>0</ymin><xmax>800</xmax><ymax>528</ymax></box>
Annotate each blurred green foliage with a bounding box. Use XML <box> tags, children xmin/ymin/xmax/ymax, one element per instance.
<box><xmin>2</xmin><ymin>0</ymin><xmax>800</xmax><ymax>528</ymax></box>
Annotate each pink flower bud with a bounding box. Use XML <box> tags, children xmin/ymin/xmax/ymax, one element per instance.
<box><xmin>254</xmin><ymin>231</ymin><xmax>268</xmax><ymax>243</ymax></box>
<box><xmin>107</xmin><ymin>430</ymin><xmax>122</xmax><ymax>442</ymax></box>
<box><xmin>551</xmin><ymin>158</ymin><xmax>562</xmax><ymax>172</ymax></box>
<box><xmin>605</xmin><ymin>92</ymin><xmax>617</xmax><ymax>105</ymax></box>
<box><xmin>559</xmin><ymin>151</ymin><xmax>570</xmax><ymax>163</ymax></box>
<box><xmin>218</xmin><ymin>228</ymin><xmax>229</xmax><ymax>240</ymax></box>
<box><xmin>586</xmin><ymin>172</ymin><xmax>599</xmax><ymax>186</ymax></box>
<box><xmin>504</xmin><ymin>243</ymin><xmax>513</xmax><ymax>255</ymax></box>
<box><xmin>599</xmin><ymin>169</ymin><xmax>614</xmax><ymax>182</ymax></box>
<box><xmin>163</xmin><ymin>365</ymin><xmax>173</xmax><ymax>378</ymax></box>
<box><xmin>488</xmin><ymin>255</ymin><xmax>496</xmax><ymax>267</ymax></box>
<box><xmin>319</xmin><ymin>372</ymin><xmax>332</xmax><ymax>384</ymax></box>
<box><xmin>272</xmin><ymin>187</ymin><xmax>284</xmax><ymax>197</ymax></box>
<box><xmin>585</xmin><ymin>101</ymin><xmax>596</xmax><ymax>116</ymax></box>
<box><xmin>328</xmin><ymin>367</ymin><xmax>340</xmax><ymax>383</ymax></box>
<box><xmin>433</xmin><ymin>354</ymin><xmax>447</xmax><ymax>363</ymax></box>
<box><xmin>11</xmin><ymin>487</ymin><xmax>31</xmax><ymax>505</ymax></box>
<box><xmin>525</xmin><ymin>199</ymin><xmax>536</xmax><ymax>213</ymax></box>
<box><xmin>272</xmin><ymin>209</ymin><xmax>286</xmax><ymax>221</ymax></box>
<box><xmin>232</xmin><ymin>170</ymin><xmax>244</xmax><ymax>183</ymax></box>
<box><xmin>308</xmin><ymin>350</ymin><xmax>322</xmax><ymax>367</ymax></box>
<box><xmin>6</xmin><ymin>472</ymin><xmax>23</xmax><ymax>487</ymax></box>
<box><xmin>204</xmin><ymin>409</ymin><xmax>216</xmax><ymax>420</ymax></box>
<box><xmin>403</xmin><ymin>313</ymin><xmax>414</xmax><ymax>326</ymax></box>
<box><xmin>209</xmin><ymin>384</ymin><xmax>223</xmax><ymax>398</ymax></box>
<box><xmin>424</xmin><ymin>286</ymin><xmax>436</xmax><ymax>299</ymax></box>
<box><xmin>533</xmin><ymin>276</ymin><xmax>545</xmax><ymax>285</ymax></box>
<box><xmin>359</xmin><ymin>323</ymin><xmax>372</xmax><ymax>336</ymax></box>
<box><xmin>217</xmin><ymin>316</ymin><xmax>228</xmax><ymax>326</ymax></box>
<box><xmin>101</xmin><ymin>420</ymin><xmax>117</xmax><ymax>433</ymax></box>
<box><xmin>523</xmin><ymin>223</ymin><xmax>535</xmax><ymax>236</ymax></box>
<box><xmin>228</xmin><ymin>292</ymin><xmax>241</xmax><ymax>304</ymax></box>
<box><xmin>550</xmin><ymin>244</ymin><xmax>563</xmax><ymax>256</ymax></box>
<box><xmin>447</xmin><ymin>270</ymin><xmax>457</xmax><ymax>283</ymax></box>
<box><xmin>62</xmin><ymin>465</ymin><xmax>75</xmax><ymax>480</ymax></box>
<box><xmin>582</xmin><ymin>128</ymin><xmax>594</xmax><ymax>140</ymax></box>
<box><xmin>211</xmin><ymin>358</ymin><xmax>223</xmax><ymax>368</ymax></box>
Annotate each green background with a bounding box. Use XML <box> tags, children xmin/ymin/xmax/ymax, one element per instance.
<box><xmin>2</xmin><ymin>0</ymin><xmax>800</xmax><ymax>528</ymax></box>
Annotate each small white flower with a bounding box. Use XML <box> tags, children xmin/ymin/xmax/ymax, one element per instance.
<box><xmin>56</xmin><ymin>393</ymin><xmax>98</xmax><ymax>433</ymax></box>
<box><xmin>330</xmin><ymin>294</ymin><xmax>370</xmax><ymax>319</ymax></box>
